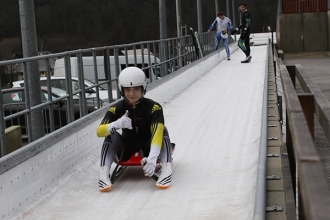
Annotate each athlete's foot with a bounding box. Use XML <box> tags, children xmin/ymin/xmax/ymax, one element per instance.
<box><xmin>99</xmin><ymin>166</ymin><xmax>112</xmax><ymax>192</ymax></box>
<box><xmin>241</xmin><ymin>55</ymin><xmax>251</xmax><ymax>63</ymax></box>
<box><xmin>156</xmin><ymin>162</ymin><xmax>172</xmax><ymax>189</ymax></box>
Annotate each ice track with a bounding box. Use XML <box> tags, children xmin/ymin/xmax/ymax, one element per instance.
<box><xmin>8</xmin><ymin>45</ymin><xmax>268</xmax><ymax>220</ymax></box>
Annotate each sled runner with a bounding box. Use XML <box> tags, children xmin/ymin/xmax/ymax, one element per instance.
<box><xmin>110</xmin><ymin>143</ymin><xmax>175</xmax><ymax>184</ymax></box>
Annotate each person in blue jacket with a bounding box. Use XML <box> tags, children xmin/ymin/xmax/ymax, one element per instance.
<box><xmin>207</xmin><ymin>11</ymin><xmax>233</xmax><ymax>60</ymax></box>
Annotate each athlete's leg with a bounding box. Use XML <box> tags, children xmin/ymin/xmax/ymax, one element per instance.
<box><xmin>223</xmin><ymin>37</ymin><xmax>230</xmax><ymax>57</ymax></box>
<box><xmin>245</xmin><ymin>33</ymin><xmax>251</xmax><ymax>57</ymax></box>
<box><xmin>159</xmin><ymin>126</ymin><xmax>172</xmax><ymax>163</ymax></box>
<box><xmin>99</xmin><ymin>132</ymin><xmax>125</xmax><ymax>192</ymax></box>
<box><xmin>238</xmin><ymin>37</ymin><xmax>248</xmax><ymax>57</ymax></box>
<box><xmin>100</xmin><ymin>132</ymin><xmax>124</xmax><ymax>167</ymax></box>
<box><xmin>157</xmin><ymin>127</ymin><xmax>173</xmax><ymax>189</ymax></box>
<box><xmin>214</xmin><ymin>32</ymin><xmax>221</xmax><ymax>50</ymax></box>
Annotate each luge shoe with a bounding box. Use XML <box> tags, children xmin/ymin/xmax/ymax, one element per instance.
<box><xmin>241</xmin><ymin>56</ymin><xmax>251</xmax><ymax>63</ymax></box>
<box><xmin>99</xmin><ymin>166</ymin><xmax>112</xmax><ymax>192</ymax></box>
<box><xmin>156</xmin><ymin>162</ymin><xmax>172</xmax><ymax>189</ymax></box>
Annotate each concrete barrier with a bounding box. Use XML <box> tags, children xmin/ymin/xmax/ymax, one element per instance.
<box><xmin>277</xmin><ymin>49</ymin><xmax>284</xmax><ymax>60</ymax></box>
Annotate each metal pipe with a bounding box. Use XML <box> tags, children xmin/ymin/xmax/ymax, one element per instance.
<box><xmin>238</xmin><ymin>7</ymin><xmax>242</xmax><ymax>35</ymax></box>
<box><xmin>231</xmin><ymin>0</ymin><xmax>236</xmax><ymax>25</ymax></box>
<box><xmin>176</xmin><ymin>0</ymin><xmax>182</xmax><ymax>37</ymax></box>
<box><xmin>159</xmin><ymin>0</ymin><xmax>167</xmax><ymax>40</ymax></box>
<box><xmin>19</xmin><ymin>0</ymin><xmax>45</xmax><ymax>141</ymax></box>
<box><xmin>176</xmin><ymin>0</ymin><xmax>183</xmax><ymax>69</ymax></box>
<box><xmin>22</xmin><ymin>63</ymin><xmax>33</xmax><ymax>142</ymax></box>
<box><xmin>231</xmin><ymin>0</ymin><xmax>236</xmax><ymax>41</ymax></box>
<box><xmin>45</xmin><ymin>58</ymin><xmax>55</xmax><ymax>133</ymax></box>
<box><xmin>197</xmin><ymin>0</ymin><xmax>203</xmax><ymax>33</ymax></box>
<box><xmin>226</xmin><ymin>0</ymin><xmax>230</xmax><ymax>18</ymax></box>
<box><xmin>215</xmin><ymin>0</ymin><xmax>219</xmax><ymax>15</ymax></box>
<box><xmin>0</xmin><ymin>67</ymin><xmax>6</xmax><ymax>156</ymax></box>
<box><xmin>159</xmin><ymin>0</ymin><xmax>168</xmax><ymax>76</ymax></box>
<box><xmin>92</xmin><ymin>51</ymin><xmax>101</xmax><ymax>109</ymax></box>
<box><xmin>64</xmin><ymin>54</ymin><xmax>74</xmax><ymax>123</ymax></box>
<box><xmin>77</xmin><ymin>52</ymin><xmax>88</xmax><ymax>117</ymax></box>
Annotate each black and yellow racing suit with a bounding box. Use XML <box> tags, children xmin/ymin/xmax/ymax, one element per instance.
<box><xmin>97</xmin><ymin>97</ymin><xmax>171</xmax><ymax>167</ymax></box>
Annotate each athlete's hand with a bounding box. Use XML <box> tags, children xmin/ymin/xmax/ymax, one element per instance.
<box><xmin>108</xmin><ymin>110</ymin><xmax>132</xmax><ymax>133</ymax></box>
<box><xmin>231</xmin><ymin>28</ymin><xmax>238</xmax><ymax>35</ymax></box>
<box><xmin>115</xmin><ymin>110</ymin><xmax>132</xmax><ymax>129</ymax></box>
<box><xmin>141</xmin><ymin>157</ymin><xmax>156</xmax><ymax>177</ymax></box>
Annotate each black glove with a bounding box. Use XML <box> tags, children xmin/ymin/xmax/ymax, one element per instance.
<box><xmin>243</xmin><ymin>28</ymin><xmax>247</xmax><ymax>34</ymax></box>
<box><xmin>231</xmin><ymin>28</ymin><xmax>239</xmax><ymax>35</ymax></box>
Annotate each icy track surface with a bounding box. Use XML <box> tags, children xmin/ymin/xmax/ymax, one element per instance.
<box><xmin>11</xmin><ymin>45</ymin><xmax>267</xmax><ymax>220</ymax></box>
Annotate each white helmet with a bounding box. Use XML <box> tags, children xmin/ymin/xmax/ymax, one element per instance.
<box><xmin>118</xmin><ymin>67</ymin><xmax>147</xmax><ymax>95</ymax></box>
<box><xmin>221</xmin><ymin>30</ymin><xmax>228</xmax><ymax>39</ymax></box>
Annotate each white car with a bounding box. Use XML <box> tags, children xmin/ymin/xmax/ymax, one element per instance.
<box><xmin>12</xmin><ymin>76</ymin><xmax>118</xmax><ymax>105</ymax></box>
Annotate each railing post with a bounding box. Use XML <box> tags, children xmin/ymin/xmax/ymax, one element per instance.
<box><xmin>77</xmin><ymin>52</ymin><xmax>88</xmax><ymax>116</ymax></box>
<box><xmin>64</xmin><ymin>54</ymin><xmax>74</xmax><ymax>123</ymax></box>
<box><xmin>0</xmin><ymin>70</ymin><xmax>6</xmax><ymax>156</ymax></box>
<box><xmin>103</xmin><ymin>47</ymin><xmax>114</xmax><ymax>101</ymax></box>
<box><xmin>19</xmin><ymin>0</ymin><xmax>45</xmax><ymax>142</ymax></box>
<box><xmin>92</xmin><ymin>51</ymin><xmax>101</xmax><ymax>109</ymax></box>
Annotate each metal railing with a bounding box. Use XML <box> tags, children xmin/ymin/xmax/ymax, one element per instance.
<box><xmin>279</xmin><ymin>62</ymin><xmax>330</xmax><ymax>219</ymax></box>
<box><xmin>0</xmin><ymin>32</ymin><xmax>227</xmax><ymax>156</ymax></box>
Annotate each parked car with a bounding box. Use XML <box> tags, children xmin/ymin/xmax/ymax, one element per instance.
<box><xmin>12</xmin><ymin>76</ymin><xmax>118</xmax><ymax>106</ymax></box>
<box><xmin>53</xmin><ymin>55</ymin><xmax>161</xmax><ymax>84</ymax></box>
<box><xmin>2</xmin><ymin>87</ymin><xmax>96</xmax><ymax>138</ymax></box>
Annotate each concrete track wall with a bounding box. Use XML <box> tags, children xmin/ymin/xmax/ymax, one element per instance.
<box><xmin>278</xmin><ymin>12</ymin><xmax>329</xmax><ymax>52</ymax></box>
<box><xmin>279</xmin><ymin>13</ymin><xmax>303</xmax><ymax>53</ymax></box>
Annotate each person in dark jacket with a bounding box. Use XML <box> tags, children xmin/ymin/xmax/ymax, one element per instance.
<box><xmin>97</xmin><ymin>67</ymin><xmax>173</xmax><ymax>192</ymax></box>
<box><xmin>232</xmin><ymin>3</ymin><xmax>251</xmax><ymax>63</ymax></box>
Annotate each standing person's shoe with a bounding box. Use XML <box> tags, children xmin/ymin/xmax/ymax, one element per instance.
<box><xmin>241</xmin><ymin>55</ymin><xmax>252</xmax><ymax>63</ymax></box>
<box><xmin>99</xmin><ymin>166</ymin><xmax>112</xmax><ymax>192</ymax></box>
<box><xmin>227</xmin><ymin>56</ymin><xmax>231</xmax><ymax>60</ymax></box>
<box><xmin>156</xmin><ymin>162</ymin><xmax>172</xmax><ymax>189</ymax></box>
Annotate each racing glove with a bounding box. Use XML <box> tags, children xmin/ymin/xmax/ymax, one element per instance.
<box><xmin>107</xmin><ymin>110</ymin><xmax>132</xmax><ymax>133</ymax></box>
<box><xmin>230</xmin><ymin>28</ymin><xmax>238</xmax><ymax>35</ymax></box>
<box><xmin>141</xmin><ymin>156</ymin><xmax>157</xmax><ymax>177</ymax></box>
